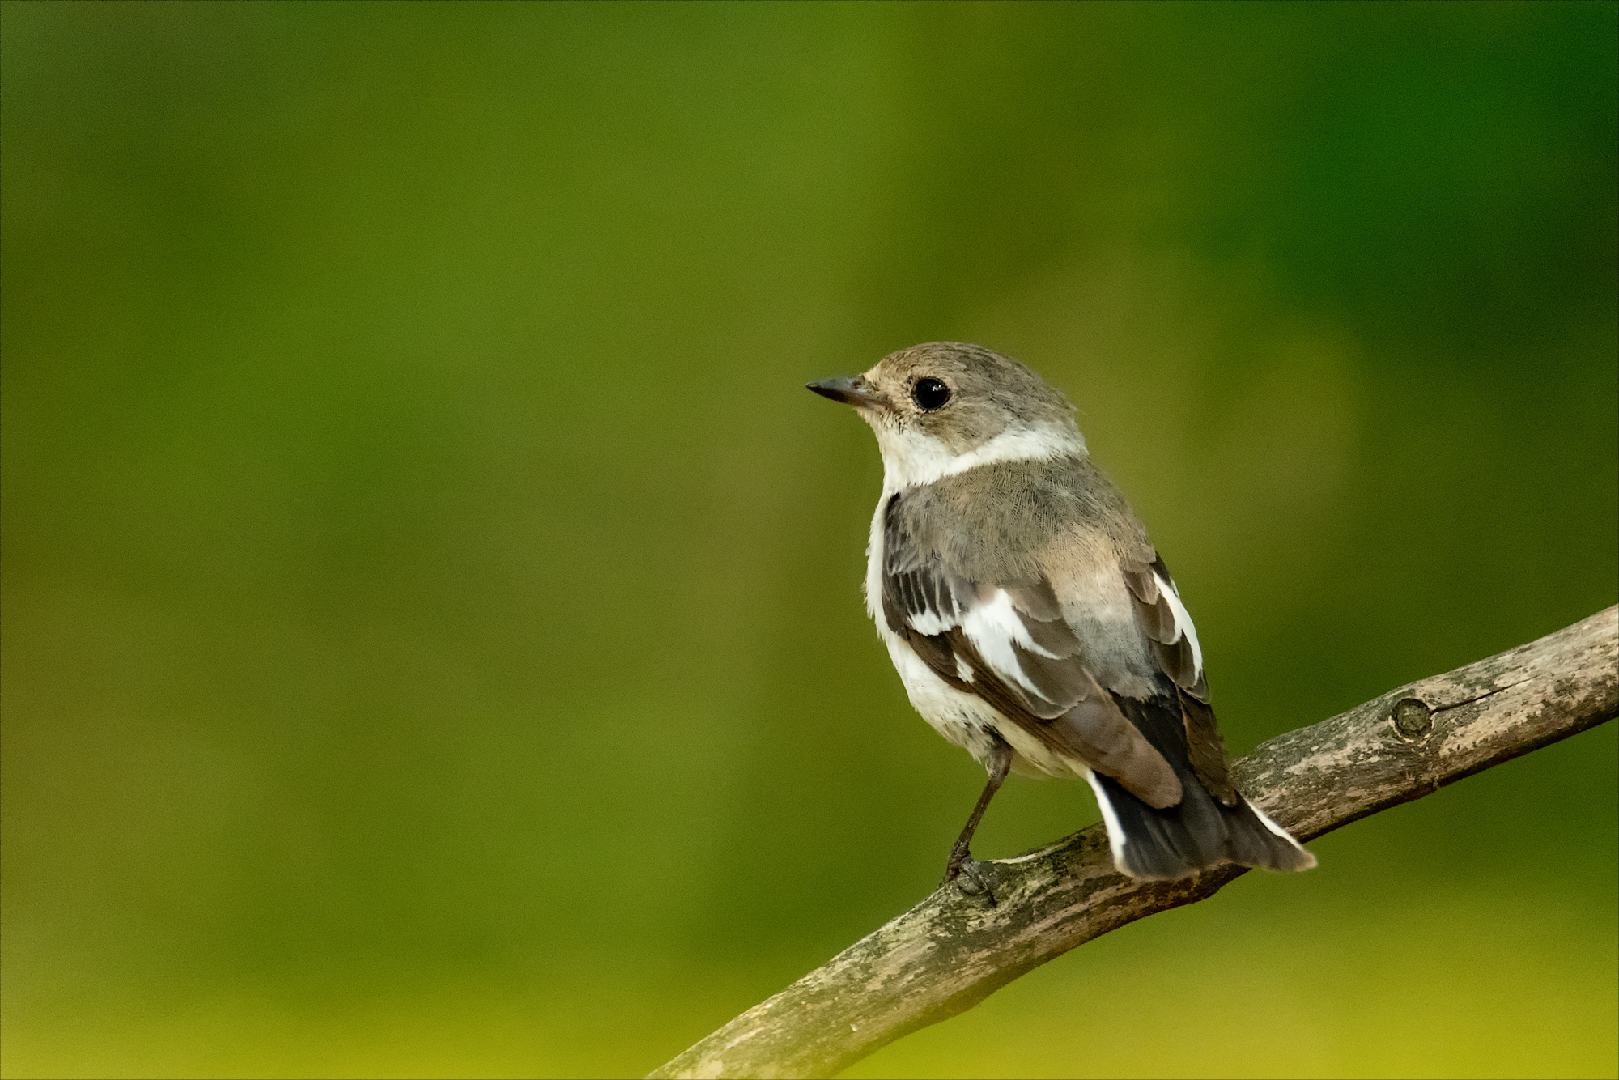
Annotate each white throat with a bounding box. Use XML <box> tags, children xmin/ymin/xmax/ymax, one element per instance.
<box><xmin>869</xmin><ymin>420</ymin><xmax>1086</xmax><ymax>492</ymax></box>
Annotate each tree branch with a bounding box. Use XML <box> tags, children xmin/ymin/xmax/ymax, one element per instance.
<box><xmin>650</xmin><ymin>607</ymin><xmax>1618</xmax><ymax>1080</ymax></box>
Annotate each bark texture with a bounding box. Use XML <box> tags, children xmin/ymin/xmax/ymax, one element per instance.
<box><xmin>650</xmin><ymin>607</ymin><xmax>1618</xmax><ymax>1080</ymax></box>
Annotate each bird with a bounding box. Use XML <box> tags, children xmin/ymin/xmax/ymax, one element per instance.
<box><xmin>807</xmin><ymin>342</ymin><xmax>1315</xmax><ymax>896</ymax></box>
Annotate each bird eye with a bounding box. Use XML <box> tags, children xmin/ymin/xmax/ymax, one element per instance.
<box><xmin>911</xmin><ymin>377</ymin><xmax>951</xmax><ymax>411</ymax></box>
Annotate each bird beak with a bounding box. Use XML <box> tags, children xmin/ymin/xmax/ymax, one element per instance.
<box><xmin>806</xmin><ymin>375</ymin><xmax>885</xmax><ymax>409</ymax></box>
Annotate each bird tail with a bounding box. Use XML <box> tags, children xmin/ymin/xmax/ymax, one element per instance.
<box><xmin>1086</xmin><ymin>696</ymin><xmax>1316</xmax><ymax>880</ymax></box>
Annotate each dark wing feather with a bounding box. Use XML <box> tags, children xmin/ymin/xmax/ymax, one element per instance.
<box><xmin>1123</xmin><ymin>555</ymin><xmax>1237</xmax><ymax>805</ymax></box>
<box><xmin>1122</xmin><ymin>557</ymin><xmax>1209</xmax><ymax>700</ymax></box>
<box><xmin>1180</xmin><ymin>693</ymin><xmax>1238</xmax><ymax>805</ymax></box>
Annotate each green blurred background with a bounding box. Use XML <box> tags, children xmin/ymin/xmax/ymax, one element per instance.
<box><xmin>3</xmin><ymin>2</ymin><xmax>1616</xmax><ymax>1077</ymax></box>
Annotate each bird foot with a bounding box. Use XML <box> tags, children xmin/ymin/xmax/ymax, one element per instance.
<box><xmin>943</xmin><ymin>851</ymin><xmax>998</xmax><ymax>906</ymax></box>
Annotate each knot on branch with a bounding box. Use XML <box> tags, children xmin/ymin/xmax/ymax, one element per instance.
<box><xmin>1391</xmin><ymin>697</ymin><xmax>1433</xmax><ymax>739</ymax></box>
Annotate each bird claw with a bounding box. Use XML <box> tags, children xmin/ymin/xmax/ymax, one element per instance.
<box><xmin>943</xmin><ymin>853</ymin><xmax>998</xmax><ymax>906</ymax></box>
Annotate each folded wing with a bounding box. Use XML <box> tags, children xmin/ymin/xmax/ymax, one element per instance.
<box><xmin>882</xmin><ymin>493</ymin><xmax>1183</xmax><ymax>808</ymax></box>
<box><xmin>1122</xmin><ymin>556</ymin><xmax>1238</xmax><ymax>805</ymax></box>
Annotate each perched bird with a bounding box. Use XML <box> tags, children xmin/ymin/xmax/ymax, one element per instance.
<box><xmin>807</xmin><ymin>342</ymin><xmax>1315</xmax><ymax>893</ymax></box>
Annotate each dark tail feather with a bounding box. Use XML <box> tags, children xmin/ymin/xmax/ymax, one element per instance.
<box><xmin>1088</xmin><ymin>695</ymin><xmax>1316</xmax><ymax>880</ymax></box>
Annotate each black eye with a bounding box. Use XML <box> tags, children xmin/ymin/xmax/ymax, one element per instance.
<box><xmin>911</xmin><ymin>376</ymin><xmax>951</xmax><ymax>411</ymax></box>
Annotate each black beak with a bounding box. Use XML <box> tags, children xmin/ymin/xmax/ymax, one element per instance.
<box><xmin>806</xmin><ymin>375</ymin><xmax>884</xmax><ymax>408</ymax></box>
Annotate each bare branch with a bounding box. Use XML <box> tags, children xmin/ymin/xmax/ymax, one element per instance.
<box><xmin>650</xmin><ymin>607</ymin><xmax>1618</xmax><ymax>1080</ymax></box>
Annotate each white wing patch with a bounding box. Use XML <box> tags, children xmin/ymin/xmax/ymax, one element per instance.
<box><xmin>892</xmin><ymin>579</ymin><xmax>1058</xmax><ymax>704</ymax></box>
<box><xmin>1153</xmin><ymin>570</ymin><xmax>1204</xmax><ymax>684</ymax></box>
<box><xmin>960</xmin><ymin>588</ymin><xmax>1062</xmax><ymax>696</ymax></box>
<box><xmin>908</xmin><ymin>607</ymin><xmax>957</xmax><ymax>637</ymax></box>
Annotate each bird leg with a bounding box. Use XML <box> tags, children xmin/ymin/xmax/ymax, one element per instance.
<box><xmin>942</xmin><ymin>737</ymin><xmax>1012</xmax><ymax>904</ymax></box>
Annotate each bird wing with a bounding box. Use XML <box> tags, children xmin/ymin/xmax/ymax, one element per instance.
<box><xmin>1120</xmin><ymin>556</ymin><xmax>1207</xmax><ymax>700</ymax></box>
<box><xmin>882</xmin><ymin>490</ymin><xmax>1183</xmax><ymax>808</ymax></box>
<box><xmin>1121</xmin><ymin>555</ymin><xmax>1238</xmax><ymax>805</ymax></box>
